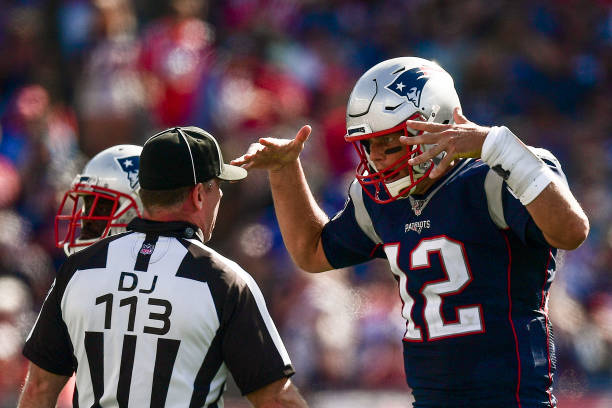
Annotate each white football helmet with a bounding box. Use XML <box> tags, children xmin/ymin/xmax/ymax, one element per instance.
<box><xmin>345</xmin><ymin>57</ymin><xmax>461</xmax><ymax>203</ymax></box>
<box><xmin>55</xmin><ymin>145</ymin><xmax>143</xmax><ymax>255</ymax></box>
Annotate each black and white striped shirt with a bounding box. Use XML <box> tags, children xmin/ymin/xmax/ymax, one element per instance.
<box><xmin>24</xmin><ymin>218</ymin><xmax>294</xmax><ymax>407</ymax></box>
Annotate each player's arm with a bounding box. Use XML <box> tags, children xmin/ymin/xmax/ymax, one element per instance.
<box><xmin>517</xmin><ymin>173</ymin><xmax>587</xmax><ymax>249</ymax></box>
<box><xmin>17</xmin><ymin>362</ymin><xmax>70</xmax><ymax>408</ymax></box>
<box><xmin>246</xmin><ymin>377</ymin><xmax>308</xmax><ymax>408</ymax></box>
<box><xmin>404</xmin><ymin>107</ymin><xmax>589</xmax><ymax>250</ymax></box>
<box><xmin>231</xmin><ymin>125</ymin><xmax>333</xmax><ymax>272</ymax></box>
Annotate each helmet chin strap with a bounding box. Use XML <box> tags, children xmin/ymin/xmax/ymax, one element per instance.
<box><xmin>365</xmin><ymin>144</ymin><xmax>429</xmax><ymax>199</ymax></box>
<box><xmin>385</xmin><ymin>172</ymin><xmax>427</xmax><ymax>198</ymax></box>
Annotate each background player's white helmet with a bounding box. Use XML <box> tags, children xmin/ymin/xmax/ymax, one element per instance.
<box><xmin>345</xmin><ymin>57</ymin><xmax>461</xmax><ymax>203</ymax></box>
<box><xmin>55</xmin><ymin>144</ymin><xmax>143</xmax><ymax>255</ymax></box>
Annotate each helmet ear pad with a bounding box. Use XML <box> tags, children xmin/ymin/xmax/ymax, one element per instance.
<box><xmin>345</xmin><ymin>57</ymin><xmax>460</xmax><ymax>203</ymax></box>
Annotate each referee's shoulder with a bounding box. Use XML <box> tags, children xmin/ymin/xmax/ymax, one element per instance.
<box><xmin>66</xmin><ymin>230</ymin><xmax>133</xmax><ymax>264</ymax></box>
<box><xmin>177</xmin><ymin>238</ymin><xmax>254</xmax><ymax>290</ymax></box>
<box><xmin>56</xmin><ymin>231</ymin><xmax>135</xmax><ymax>289</ymax></box>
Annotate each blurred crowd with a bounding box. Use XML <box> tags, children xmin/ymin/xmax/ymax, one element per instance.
<box><xmin>0</xmin><ymin>0</ymin><xmax>611</xmax><ymax>406</ymax></box>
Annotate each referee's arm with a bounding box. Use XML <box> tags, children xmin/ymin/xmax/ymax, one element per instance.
<box><xmin>18</xmin><ymin>362</ymin><xmax>70</xmax><ymax>408</ymax></box>
<box><xmin>246</xmin><ymin>377</ymin><xmax>307</xmax><ymax>408</ymax></box>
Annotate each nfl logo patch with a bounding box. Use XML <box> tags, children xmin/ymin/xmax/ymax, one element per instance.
<box><xmin>411</xmin><ymin>199</ymin><xmax>427</xmax><ymax>216</ymax></box>
<box><xmin>140</xmin><ymin>243</ymin><xmax>155</xmax><ymax>255</ymax></box>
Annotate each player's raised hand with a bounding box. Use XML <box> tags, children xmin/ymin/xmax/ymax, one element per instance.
<box><xmin>400</xmin><ymin>107</ymin><xmax>491</xmax><ymax>178</ymax></box>
<box><xmin>231</xmin><ymin>125</ymin><xmax>312</xmax><ymax>171</ymax></box>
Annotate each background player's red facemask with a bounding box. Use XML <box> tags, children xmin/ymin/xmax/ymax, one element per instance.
<box><xmin>55</xmin><ymin>183</ymin><xmax>141</xmax><ymax>254</ymax></box>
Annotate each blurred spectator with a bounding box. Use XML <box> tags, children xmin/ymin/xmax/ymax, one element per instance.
<box><xmin>204</xmin><ymin>49</ymin><xmax>310</xmax><ymax>134</ymax></box>
<box><xmin>139</xmin><ymin>0</ymin><xmax>215</xmax><ymax>127</ymax></box>
<box><xmin>0</xmin><ymin>273</ymin><xmax>33</xmax><ymax>407</ymax></box>
<box><xmin>0</xmin><ymin>157</ymin><xmax>20</xmax><ymax>209</ymax></box>
<box><xmin>0</xmin><ymin>85</ymin><xmax>81</xmax><ymax>251</ymax></box>
<box><xmin>76</xmin><ymin>0</ymin><xmax>148</xmax><ymax>156</ymax></box>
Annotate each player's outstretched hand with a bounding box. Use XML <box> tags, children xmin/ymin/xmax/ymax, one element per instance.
<box><xmin>231</xmin><ymin>125</ymin><xmax>312</xmax><ymax>171</ymax></box>
<box><xmin>401</xmin><ymin>107</ymin><xmax>491</xmax><ymax>178</ymax></box>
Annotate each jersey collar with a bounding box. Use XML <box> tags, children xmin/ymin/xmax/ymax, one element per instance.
<box><xmin>407</xmin><ymin>159</ymin><xmax>473</xmax><ymax>215</ymax></box>
<box><xmin>128</xmin><ymin>218</ymin><xmax>204</xmax><ymax>242</ymax></box>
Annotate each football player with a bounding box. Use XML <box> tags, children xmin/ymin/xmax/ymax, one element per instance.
<box><xmin>55</xmin><ymin>144</ymin><xmax>143</xmax><ymax>255</ymax></box>
<box><xmin>232</xmin><ymin>57</ymin><xmax>589</xmax><ymax>407</ymax></box>
<box><xmin>51</xmin><ymin>144</ymin><xmax>143</xmax><ymax>406</ymax></box>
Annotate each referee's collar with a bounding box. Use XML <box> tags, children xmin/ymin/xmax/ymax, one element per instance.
<box><xmin>127</xmin><ymin>218</ymin><xmax>204</xmax><ymax>242</ymax></box>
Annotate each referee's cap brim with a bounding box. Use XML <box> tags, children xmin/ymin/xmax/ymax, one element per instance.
<box><xmin>218</xmin><ymin>163</ymin><xmax>248</xmax><ymax>182</ymax></box>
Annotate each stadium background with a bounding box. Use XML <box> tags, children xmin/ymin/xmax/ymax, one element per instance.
<box><xmin>0</xmin><ymin>0</ymin><xmax>611</xmax><ymax>406</ymax></box>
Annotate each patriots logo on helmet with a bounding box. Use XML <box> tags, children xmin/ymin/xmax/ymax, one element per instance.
<box><xmin>385</xmin><ymin>67</ymin><xmax>431</xmax><ymax>108</ymax></box>
<box><xmin>116</xmin><ymin>156</ymin><xmax>140</xmax><ymax>189</ymax></box>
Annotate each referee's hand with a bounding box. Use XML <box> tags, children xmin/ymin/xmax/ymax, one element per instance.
<box><xmin>231</xmin><ymin>125</ymin><xmax>312</xmax><ymax>171</ymax></box>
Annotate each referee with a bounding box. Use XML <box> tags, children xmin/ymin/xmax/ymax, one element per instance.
<box><xmin>19</xmin><ymin>127</ymin><xmax>308</xmax><ymax>407</ymax></box>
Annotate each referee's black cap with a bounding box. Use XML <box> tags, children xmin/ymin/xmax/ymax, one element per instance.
<box><xmin>139</xmin><ymin>126</ymin><xmax>247</xmax><ymax>190</ymax></box>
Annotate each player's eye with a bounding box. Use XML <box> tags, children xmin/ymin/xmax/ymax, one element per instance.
<box><xmin>385</xmin><ymin>136</ymin><xmax>394</xmax><ymax>144</ymax></box>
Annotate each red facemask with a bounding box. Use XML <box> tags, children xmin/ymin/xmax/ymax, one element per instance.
<box><xmin>345</xmin><ymin>113</ymin><xmax>432</xmax><ymax>204</ymax></box>
<box><xmin>55</xmin><ymin>183</ymin><xmax>141</xmax><ymax>253</ymax></box>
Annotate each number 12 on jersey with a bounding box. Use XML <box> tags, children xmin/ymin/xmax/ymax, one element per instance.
<box><xmin>385</xmin><ymin>236</ymin><xmax>484</xmax><ymax>341</ymax></box>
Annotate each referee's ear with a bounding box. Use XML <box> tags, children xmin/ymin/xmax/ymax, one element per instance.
<box><xmin>191</xmin><ymin>183</ymin><xmax>205</xmax><ymax>211</ymax></box>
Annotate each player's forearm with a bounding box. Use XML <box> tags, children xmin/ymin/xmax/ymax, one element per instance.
<box><xmin>480</xmin><ymin>126</ymin><xmax>589</xmax><ymax>249</ymax></box>
<box><xmin>526</xmin><ymin>179</ymin><xmax>589</xmax><ymax>250</ymax></box>
<box><xmin>268</xmin><ymin>159</ymin><xmax>331</xmax><ymax>272</ymax></box>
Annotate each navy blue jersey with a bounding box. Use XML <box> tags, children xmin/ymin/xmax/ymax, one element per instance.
<box><xmin>322</xmin><ymin>156</ymin><xmax>564</xmax><ymax>407</ymax></box>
